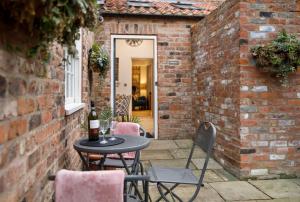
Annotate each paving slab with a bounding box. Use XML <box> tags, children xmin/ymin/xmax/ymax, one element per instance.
<box><xmin>213</xmin><ymin>169</ymin><xmax>238</xmax><ymax>181</ymax></box>
<box><xmin>256</xmin><ymin>199</ymin><xmax>300</xmax><ymax>202</ymax></box>
<box><xmin>145</xmin><ymin>140</ymin><xmax>178</xmax><ymax>150</ymax></box>
<box><xmin>193</xmin><ymin>170</ymin><xmax>225</xmax><ymax>183</ymax></box>
<box><xmin>210</xmin><ymin>181</ymin><xmax>270</xmax><ymax>201</ymax></box>
<box><xmin>149</xmin><ymin>183</ymin><xmax>224</xmax><ymax>202</ymax></box>
<box><xmin>192</xmin><ymin>158</ymin><xmax>223</xmax><ymax>170</ymax></box>
<box><xmin>291</xmin><ymin>178</ymin><xmax>300</xmax><ymax>186</ymax></box>
<box><xmin>250</xmin><ymin>179</ymin><xmax>300</xmax><ymax>199</ymax></box>
<box><xmin>141</xmin><ymin>150</ymin><xmax>173</xmax><ymax>160</ymax></box>
<box><xmin>174</xmin><ymin>139</ymin><xmax>193</xmax><ymax>148</ymax></box>
<box><xmin>231</xmin><ymin>199</ymin><xmax>300</xmax><ymax>202</ymax></box>
<box><xmin>150</xmin><ymin>159</ymin><xmax>196</xmax><ymax>169</ymax></box>
<box><xmin>170</xmin><ymin>147</ymin><xmax>206</xmax><ymax>159</ymax></box>
<box><xmin>141</xmin><ymin>160</ymin><xmax>151</xmax><ymax>170</ymax></box>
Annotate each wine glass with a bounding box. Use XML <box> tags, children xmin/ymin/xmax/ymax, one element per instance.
<box><xmin>99</xmin><ymin>119</ymin><xmax>109</xmax><ymax>144</ymax></box>
<box><xmin>109</xmin><ymin>117</ymin><xmax>118</xmax><ymax>141</ymax></box>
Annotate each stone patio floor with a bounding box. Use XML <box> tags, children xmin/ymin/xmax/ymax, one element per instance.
<box><xmin>141</xmin><ymin>139</ymin><xmax>300</xmax><ymax>202</ymax></box>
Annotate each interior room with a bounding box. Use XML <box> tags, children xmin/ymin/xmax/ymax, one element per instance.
<box><xmin>115</xmin><ymin>38</ymin><xmax>154</xmax><ymax>136</ymax></box>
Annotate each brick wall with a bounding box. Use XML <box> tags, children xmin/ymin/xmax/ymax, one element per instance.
<box><xmin>238</xmin><ymin>0</ymin><xmax>300</xmax><ymax>179</ymax></box>
<box><xmin>0</xmin><ymin>30</ymin><xmax>93</xmax><ymax>201</ymax></box>
<box><xmin>191</xmin><ymin>0</ymin><xmax>241</xmax><ymax>176</ymax></box>
<box><xmin>94</xmin><ymin>16</ymin><xmax>200</xmax><ymax>139</ymax></box>
<box><xmin>192</xmin><ymin>0</ymin><xmax>300</xmax><ymax>178</ymax></box>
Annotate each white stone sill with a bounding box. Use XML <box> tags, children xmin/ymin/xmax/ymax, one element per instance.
<box><xmin>65</xmin><ymin>103</ymin><xmax>85</xmax><ymax>116</ymax></box>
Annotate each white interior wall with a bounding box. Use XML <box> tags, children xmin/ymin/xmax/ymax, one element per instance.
<box><xmin>115</xmin><ymin>39</ymin><xmax>154</xmax><ymax>96</ymax></box>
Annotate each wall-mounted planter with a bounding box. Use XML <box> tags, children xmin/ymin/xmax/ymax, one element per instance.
<box><xmin>88</xmin><ymin>44</ymin><xmax>109</xmax><ymax>84</ymax></box>
<box><xmin>251</xmin><ymin>31</ymin><xmax>300</xmax><ymax>86</ymax></box>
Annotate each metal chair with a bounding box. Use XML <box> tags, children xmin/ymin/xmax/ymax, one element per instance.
<box><xmin>103</xmin><ymin>125</ymin><xmax>147</xmax><ymax>176</ymax></box>
<box><xmin>48</xmin><ymin>172</ymin><xmax>149</xmax><ymax>202</ymax></box>
<box><xmin>147</xmin><ymin>122</ymin><xmax>217</xmax><ymax>202</ymax></box>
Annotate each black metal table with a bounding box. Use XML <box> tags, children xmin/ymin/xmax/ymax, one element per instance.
<box><xmin>74</xmin><ymin>135</ymin><xmax>151</xmax><ymax>200</ymax></box>
<box><xmin>73</xmin><ymin>134</ymin><xmax>150</xmax><ymax>173</ymax></box>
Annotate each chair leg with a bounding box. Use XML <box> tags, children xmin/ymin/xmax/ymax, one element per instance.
<box><xmin>158</xmin><ymin>183</ymin><xmax>182</xmax><ymax>202</ymax></box>
<box><xmin>156</xmin><ymin>184</ymin><xmax>180</xmax><ymax>202</ymax></box>
<box><xmin>139</xmin><ymin>162</ymin><xmax>145</xmax><ymax>192</ymax></box>
<box><xmin>157</xmin><ymin>183</ymin><xmax>171</xmax><ymax>202</ymax></box>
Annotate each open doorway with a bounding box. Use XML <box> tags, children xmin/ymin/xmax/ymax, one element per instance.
<box><xmin>132</xmin><ymin>58</ymin><xmax>153</xmax><ymax>135</ymax></box>
<box><xmin>111</xmin><ymin>35</ymin><xmax>157</xmax><ymax>138</ymax></box>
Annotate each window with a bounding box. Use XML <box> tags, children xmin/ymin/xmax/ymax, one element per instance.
<box><xmin>64</xmin><ymin>29</ymin><xmax>84</xmax><ymax>115</ymax></box>
<box><xmin>171</xmin><ymin>2</ymin><xmax>204</xmax><ymax>10</ymax></box>
<box><xmin>127</xmin><ymin>0</ymin><xmax>152</xmax><ymax>7</ymax></box>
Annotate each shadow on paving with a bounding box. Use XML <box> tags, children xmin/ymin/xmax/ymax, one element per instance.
<box><xmin>142</xmin><ymin>139</ymin><xmax>300</xmax><ymax>202</ymax></box>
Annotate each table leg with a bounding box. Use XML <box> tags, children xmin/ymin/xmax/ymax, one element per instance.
<box><xmin>118</xmin><ymin>153</ymin><xmax>143</xmax><ymax>201</ymax></box>
<box><xmin>98</xmin><ymin>154</ymin><xmax>107</xmax><ymax>170</ymax></box>
<box><xmin>77</xmin><ymin>151</ymin><xmax>89</xmax><ymax>171</ymax></box>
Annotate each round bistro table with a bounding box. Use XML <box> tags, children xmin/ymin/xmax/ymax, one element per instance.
<box><xmin>74</xmin><ymin>135</ymin><xmax>151</xmax><ymax>200</ymax></box>
<box><xmin>73</xmin><ymin>134</ymin><xmax>150</xmax><ymax>173</ymax></box>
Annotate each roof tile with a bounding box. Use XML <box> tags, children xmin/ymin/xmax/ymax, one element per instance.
<box><xmin>100</xmin><ymin>0</ymin><xmax>222</xmax><ymax>17</ymax></box>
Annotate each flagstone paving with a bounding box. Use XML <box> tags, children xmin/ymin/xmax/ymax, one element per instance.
<box><xmin>210</xmin><ymin>181</ymin><xmax>270</xmax><ymax>201</ymax></box>
<box><xmin>143</xmin><ymin>139</ymin><xmax>300</xmax><ymax>201</ymax></box>
<box><xmin>250</xmin><ymin>179</ymin><xmax>300</xmax><ymax>199</ymax></box>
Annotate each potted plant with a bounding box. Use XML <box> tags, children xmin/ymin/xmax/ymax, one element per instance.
<box><xmin>0</xmin><ymin>0</ymin><xmax>97</xmax><ymax>61</ymax></box>
<box><xmin>251</xmin><ymin>30</ymin><xmax>300</xmax><ymax>86</ymax></box>
<box><xmin>88</xmin><ymin>44</ymin><xmax>109</xmax><ymax>83</ymax></box>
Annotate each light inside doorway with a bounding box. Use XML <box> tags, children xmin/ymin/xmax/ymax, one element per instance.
<box><xmin>114</xmin><ymin>39</ymin><xmax>154</xmax><ymax>137</ymax></box>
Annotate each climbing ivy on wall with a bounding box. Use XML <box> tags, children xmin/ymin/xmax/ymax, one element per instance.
<box><xmin>0</xmin><ymin>0</ymin><xmax>98</xmax><ymax>61</ymax></box>
<box><xmin>251</xmin><ymin>30</ymin><xmax>300</xmax><ymax>86</ymax></box>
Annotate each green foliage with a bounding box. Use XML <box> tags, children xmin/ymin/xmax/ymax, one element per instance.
<box><xmin>99</xmin><ymin>106</ymin><xmax>113</xmax><ymax>120</ymax></box>
<box><xmin>0</xmin><ymin>0</ymin><xmax>98</xmax><ymax>61</ymax></box>
<box><xmin>251</xmin><ymin>30</ymin><xmax>300</xmax><ymax>86</ymax></box>
<box><xmin>89</xmin><ymin>44</ymin><xmax>109</xmax><ymax>80</ymax></box>
<box><xmin>99</xmin><ymin>106</ymin><xmax>141</xmax><ymax>124</ymax></box>
<box><xmin>81</xmin><ymin>107</ymin><xmax>141</xmax><ymax>132</ymax></box>
<box><xmin>117</xmin><ymin>115</ymin><xmax>141</xmax><ymax>124</ymax></box>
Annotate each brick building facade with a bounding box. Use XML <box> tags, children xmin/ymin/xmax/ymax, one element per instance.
<box><xmin>192</xmin><ymin>0</ymin><xmax>300</xmax><ymax>178</ymax></box>
<box><xmin>0</xmin><ymin>30</ymin><xmax>93</xmax><ymax>201</ymax></box>
<box><xmin>93</xmin><ymin>17</ymin><xmax>201</xmax><ymax>139</ymax></box>
<box><xmin>0</xmin><ymin>0</ymin><xmax>299</xmax><ymax>201</ymax></box>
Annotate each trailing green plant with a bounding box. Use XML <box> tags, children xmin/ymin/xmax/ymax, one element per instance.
<box><xmin>99</xmin><ymin>106</ymin><xmax>141</xmax><ymax>124</ymax></box>
<box><xmin>0</xmin><ymin>0</ymin><xmax>98</xmax><ymax>61</ymax></box>
<box><xmin>99</xmin><ymin>106</ymin><xmax>113</xmax><ymax>120</ymax></box>
<box><xmin>251</xmin><ymin>30</ymin><xmax>300</xmax><ymax>86</ymax></box>
<box><xmin>89</xmin><ymin>43</ymin><xmax>109</xmax><ymax>81</ymax></box>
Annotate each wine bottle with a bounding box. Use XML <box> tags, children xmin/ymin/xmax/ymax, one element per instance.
<box><xmin>88</xmin><ymin>101</ymin><xmax>99</xmax><ymax>141</ymax></box>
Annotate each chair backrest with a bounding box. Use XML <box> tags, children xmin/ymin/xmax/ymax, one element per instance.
<box><xmin>113</xmin><ymin>122</ymin><xmax>140</xmax><ymax>136</ymax></box>
<box><xmin>110</xmin><ymin>122</ymin><xmax>145</xmax><ymax>159</ymax></box>
<box><xmin>186</xmin><ymin>122</ymin><xmax>216</xmax><ymax>202</ymax></box>
<box><xmin>55</xmin><ymin>170</ymin><xmax>125</xmax><ymax>202</ymax></box>
<box><xmin>52</xmin><ymin>170</ymin><xmax>149</xmax><ymax>202</ymax></box>
<box><xmin>194</xmin><ymin>122</ymin><xmax>216</xmax><ymax>152</ymax></box>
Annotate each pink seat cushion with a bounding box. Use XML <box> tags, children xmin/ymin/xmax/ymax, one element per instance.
<box><xmin>55</xmin><ymin>169</ymin><xmax>125</xmax><ymax>202</ymax></box>
<box><xmin>108</xmin><ymin>122</ymin><xmax>140</xmax><ymax>159</ymax></box>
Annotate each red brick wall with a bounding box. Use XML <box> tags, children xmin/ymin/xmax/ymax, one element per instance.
<box><xmin>0</xmin><ymin>30</ymin><xmax>93</xmax><ymax>201</ymax></box>
<box><xmin>94</xmin><ymin>17</ymin><xmax>199</xmax><ymax>139</ymax></box>
<box><xmin>192</xmin><ymin>0</ymin><xmax>241</xmax><ymax>176</ymax></box>
<box><xmin>192</xmin><ymin>0</ymin><xmax>300</xmax><ymax>178</ymax></box>
<box><xmin>238</xmin><ymin>0</ymin><xmax>300</xmax><ymax>178</ymax></box>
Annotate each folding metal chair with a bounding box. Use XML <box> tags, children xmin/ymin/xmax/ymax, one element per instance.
<box><xmin>147</xmin><ymin>122</ymin><xmax>217</xmax><ymax>202</ymax></box>
<box><xmin>103</xmin><ymin>126</ymin><xmax>147</xmax><ymax>176</ymax></box>
<box><xmin>48</xmin><ymin>172</ymin><xmax>150</xmax><ymax>202</ymax></box>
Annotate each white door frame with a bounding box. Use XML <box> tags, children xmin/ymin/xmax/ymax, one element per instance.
<box><xmin>110</xmin><ymin>35</ymin><xmax>158</xmax><ymax>139</ymax></box>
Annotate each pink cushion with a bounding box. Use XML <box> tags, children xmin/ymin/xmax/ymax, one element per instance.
<box><xmin>55</xmin><ymin>169</ymin><xmax>125</xmax><ymax>202</ymax></box>
<box><xmin>108</xmin><ymin>122</ymin><xmax>140</xmax><ymax>159</ymax></box>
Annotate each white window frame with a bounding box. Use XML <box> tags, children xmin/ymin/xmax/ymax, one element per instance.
<box><xmin>64</xmin><ymin>29</ymin><xmax>85</xmax><ymax>115</ymax></box>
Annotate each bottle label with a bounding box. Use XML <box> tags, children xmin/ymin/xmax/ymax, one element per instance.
<box><xmin>90</xmin><ymin>120</ymin><xmax>99</xmax><ymax>129</ymax></box>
